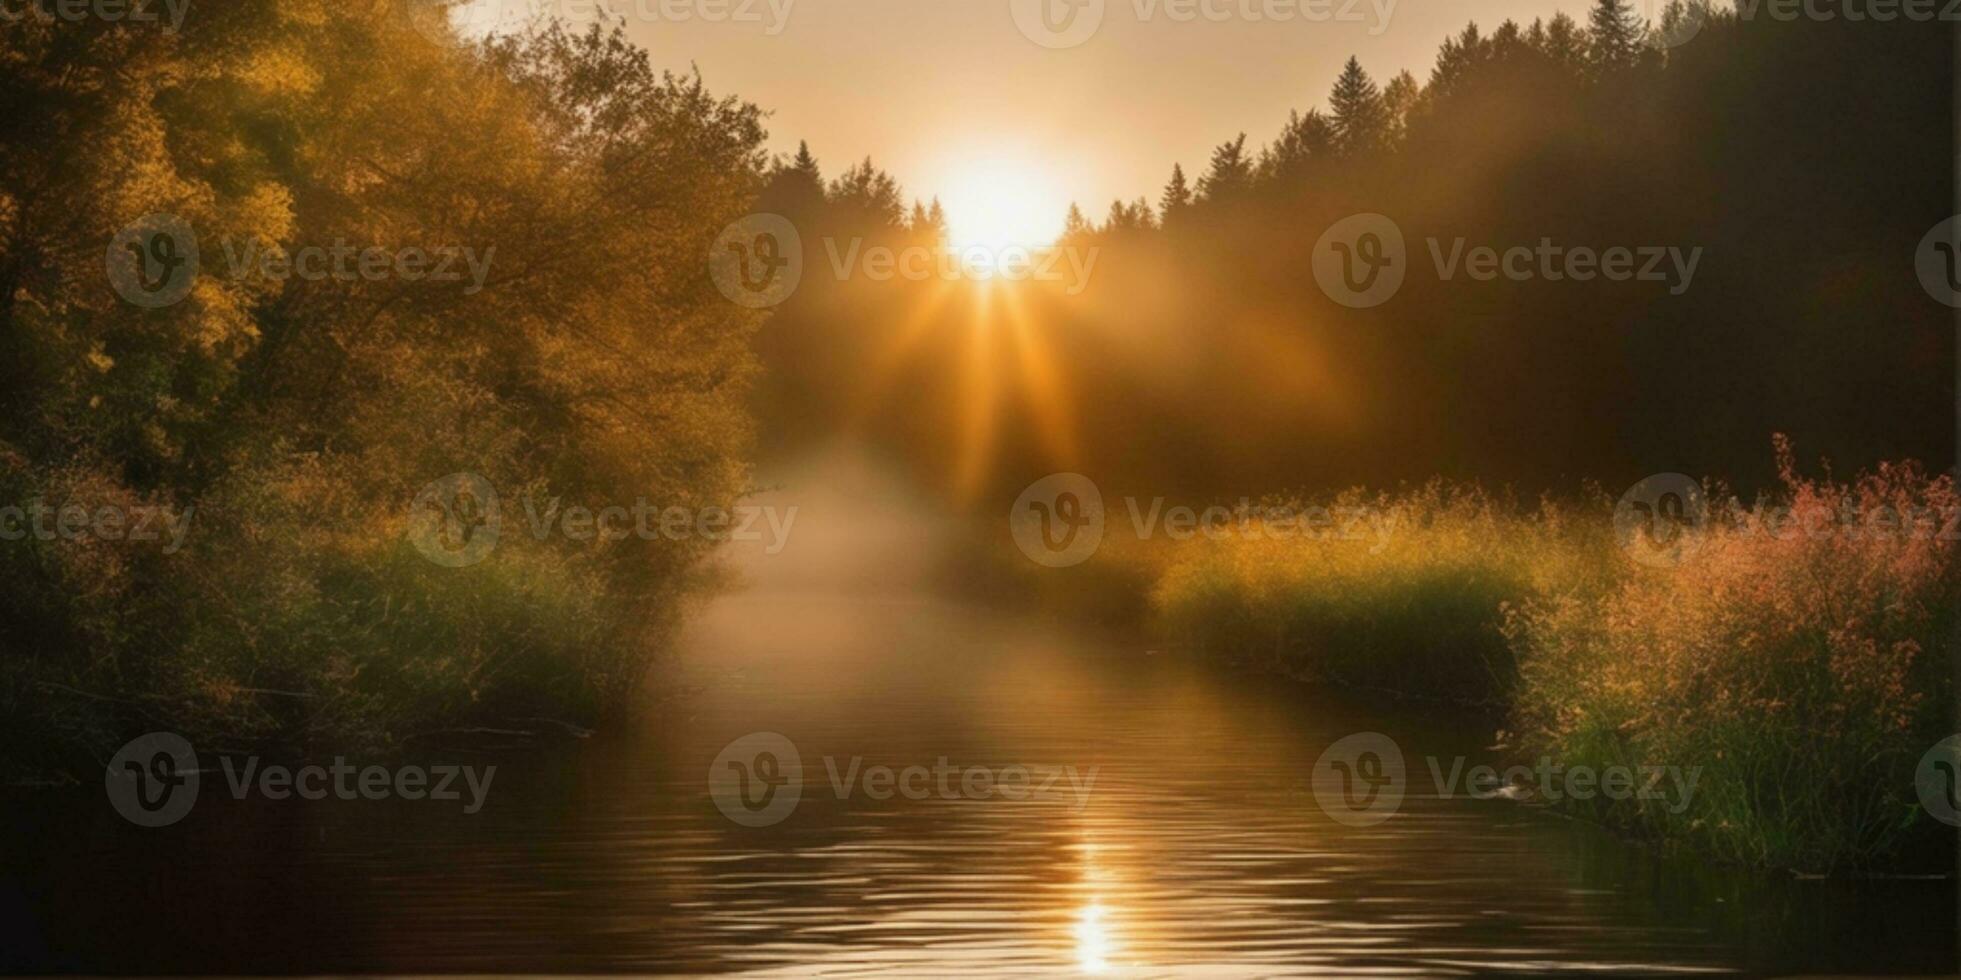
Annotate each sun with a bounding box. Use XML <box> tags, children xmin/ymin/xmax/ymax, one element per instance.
<box><xmin>936</xmin><ymin>157</ymin><xmax>1069</xmax><ymax>261</ymax></box>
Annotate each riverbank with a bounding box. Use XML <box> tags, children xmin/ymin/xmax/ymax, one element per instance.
<box><xmin>10</xmin><ymin>587</ymin><xmax>1955</xmax><ymax>975</ymax></box>
<box><xmin>1004</xmin><ymin>442</ymin><xmax>1960</xmax><ymax>873</ymax></box>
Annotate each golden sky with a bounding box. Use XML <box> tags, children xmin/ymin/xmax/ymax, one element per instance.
<box><xmin>569</xmin><ymin>0</ymin><xmax>1597</xmax><ymax>242</ymax></box>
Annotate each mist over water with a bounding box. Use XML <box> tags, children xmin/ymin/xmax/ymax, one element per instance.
<box><xmin>720</xmin><ymin>441</ymin><xmax>959</xmax><ymax>596</ymax></box>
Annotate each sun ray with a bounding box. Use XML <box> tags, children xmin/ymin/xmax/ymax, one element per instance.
<box><xmin>845</xmin><ymin>274</ymin><xmax>963</xmax><ymax>428</ymax></box>
<box><xmin>950</xmin><ymin>285</ymin><xmax>1000</xmax><ymax>504</ymax></box>
<box><xmin>997</xmin><ymin>280</ymin><xmax>1081</xmax><ymax>469</ymax></box>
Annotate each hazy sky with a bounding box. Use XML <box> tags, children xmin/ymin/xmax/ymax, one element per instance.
<box><xmin>579</xmin><ymin>0</ymin><xmax>1599</xmax><ymax>242</ymax></box>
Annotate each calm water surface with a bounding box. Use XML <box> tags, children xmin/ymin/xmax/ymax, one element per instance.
<box><xmin>3</xmin><ymin>588</ymin><xmax>1955</xmax><ymax>976</ymax></box>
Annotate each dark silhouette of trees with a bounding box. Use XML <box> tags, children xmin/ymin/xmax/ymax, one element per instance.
<box><xmin>1197</xmin><ymin>134</ymin><xmax>1256</xmax><ymax>205</ymax></box>
<box><xmin>1586</xmin><ymin>0</ymin><xmax>1648</xmax><ymax>74</ymax></box>
<box><xmin>1328</xmin><ymin>57</ymin><xmax>1390</xmax><ymax>157</ymax></box>
<box><xmin>1160</xmin><ymin>164</ymin><xmax>1195</xmax><ymax>227</ymax></box>
<box><xmin>755</xmin><ymin>4</ymin><xmax>1948</xmax><ymax>506</ymax></box>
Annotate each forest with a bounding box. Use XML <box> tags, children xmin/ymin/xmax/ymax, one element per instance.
<box><xmin>754</xmin><ymin>0</ymin><xmax>1950</xmax><ymax>506</ymax></box>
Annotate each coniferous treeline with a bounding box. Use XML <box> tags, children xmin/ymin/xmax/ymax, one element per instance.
<box><xmin>756</xmin><ymin>0</ymin><xmax>1952</xmax><ymax>505</ymax></box>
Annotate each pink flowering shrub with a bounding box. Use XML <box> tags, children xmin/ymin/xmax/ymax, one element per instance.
<box><xmin>1506</xmin><ymin>438</ymin><xmax>1959</xmax><ymax>870</ymax></box>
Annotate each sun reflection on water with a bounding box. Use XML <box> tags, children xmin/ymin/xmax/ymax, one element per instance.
<box><xmin>1075</xmin><ymin>900</ymin><xmax>1116</xmax><ymax>974</ymax></box>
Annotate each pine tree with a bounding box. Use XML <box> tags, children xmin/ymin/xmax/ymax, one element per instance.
<box><xmin>1259</xmin><ymin>110</ymin><xmax>1336</xmax><ymax>188</ymax></box>
<box><xmin>1159</xmin><ymin>164</ymin><xmax>1194</xmax><ymax>227</ymax></box>
<box><xmin>1540</xmin><ymin>12</ymin><xmax>1588</xmax><ymax>74</ymax></box>
<box><xmin>766</xmin><ymin>139</ymin><xmax>826</xmax><ymax>214</ymax></box>
<box><xmin>1105</xmin><ymin>199</ymin><xmax>1135</xmax><ymax>233</ymax></box>
<box><xmin>1197</xmin><ymin>134</ymin><xmax>1254</xmax><ymax>203</ymax></box>
<box><xmin>789</xmin><ymin>140</ymin><xmax>821</xmax><ymax>185</ymax></box>
<box><xmin>1328</xmin><ymin>57</ymin><xmax>1389</xmax><ymax>158</ymax></box>
<box><xmin>925</xmin><ymin>198</ymin><xmax>949</xmax><ymax>243</ymax></box>
<box><xmin>1061</xmin><ymin>202</ymin><xmax>1093</xmax><ymax>243</ymax></box>
<box><xmin>829</xmin><ymin>157</ymin><xmax>906</xmax><ymax>228</ymax></box>
<box><xmin>1382</xmin><ymin>72</ymin><xmax>1420</xmax><ymax>150</ymax></box>
<box><xmin>1654</xmin><ymin>0</ymin><xmax>1709</xmax><ymax>51</ymax></box>
<box><xmin>1587</xmin><ymin>0</ymin><xmax>1645</xmax><ymax>74</ymax></box>
<box><xmin>1428</xmin><ymin>24</ymin><xmax>1487</xmax><ymax>100</ymax></box>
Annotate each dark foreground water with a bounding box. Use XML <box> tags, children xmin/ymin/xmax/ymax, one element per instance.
<box><xmin>2</xmin><ymin>585</ymin><xmax>1956</xmax><ymax>976</ymax></box>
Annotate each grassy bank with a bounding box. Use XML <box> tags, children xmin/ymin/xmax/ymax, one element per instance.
<box><xmin>1150</xmin><ymin>484</ymin><xmax>1615</xmax><ymax>706</ymax></box>
<box><xmin>1049</xmin><ymin>443</ymin><xmax>1958</xmax><ymax>872</ymax></box>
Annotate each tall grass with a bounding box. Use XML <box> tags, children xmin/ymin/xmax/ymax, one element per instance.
<box><xmin>1132</xmin><ymin>440</ymin><xmax>1958</xmax><ymax>870</ymax></box>
<box><xmin>1149</xmin><ymin>484</ymin><xmax>1609</xmax><ymax>704</ymax></box>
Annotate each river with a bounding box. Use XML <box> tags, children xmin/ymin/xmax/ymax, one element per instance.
<box><xmin>2</xmin><ymin>450</ymin><xmax>1955</xmax><ymax>975</ymax></box>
